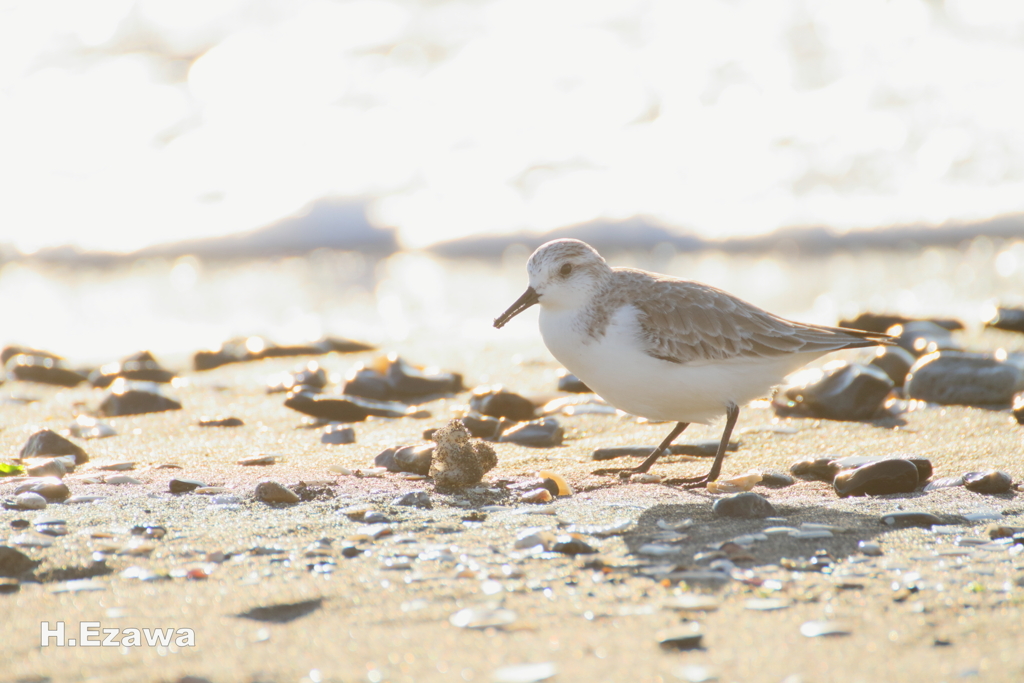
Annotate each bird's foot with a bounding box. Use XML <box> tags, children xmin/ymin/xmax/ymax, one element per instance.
<box><xmin>662</xmin><ymin>474</ymin><xmax>713</xmax><ymax>489</ymax></box>
<box><xmin>590</xmin><ymin>466</ymin><xmax>646</xmax><ymax>478</ymax></box>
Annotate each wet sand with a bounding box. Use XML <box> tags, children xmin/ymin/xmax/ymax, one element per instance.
<box><xmin>2</xmin><ymin>333</ymin><xmax>1023</xmax><ymax>683</ymax></box>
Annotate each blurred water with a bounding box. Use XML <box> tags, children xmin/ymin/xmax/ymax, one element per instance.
<box><xmin>2</xmin><ymin>0</ymin><xmax>1024</xmax><ymax>253</ymax></box>
<box><xmin>3</xmin><ymin>238</ymin><xmax>1023</xmax><ymax>368</ymax></box>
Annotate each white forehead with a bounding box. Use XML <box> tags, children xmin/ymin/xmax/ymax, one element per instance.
<box><xmin>527</xmin><ymin>238</ymin><xmax>604</xmax><ymax>274</ymax></box>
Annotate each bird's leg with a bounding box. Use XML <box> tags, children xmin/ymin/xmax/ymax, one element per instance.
<box><xmin>668</xmin><ymin>402</ymin><xmax>739</xmax><ymax>489</ymax></box>
<box><xmin>629</xmin><ymin>421</ymin><xmax>689</xmax><ymax>475</ymax></box>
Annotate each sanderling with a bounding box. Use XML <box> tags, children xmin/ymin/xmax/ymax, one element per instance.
<box><xmin>493</xmin><ymin>238</ymin><xmax>893</xmax><ymax>487</ymax></box>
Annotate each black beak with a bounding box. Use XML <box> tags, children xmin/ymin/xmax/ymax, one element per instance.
<box><xmin>493</xmin><ymin>286</ymin><xmax>540</xmax><ymax>329</ymax></box>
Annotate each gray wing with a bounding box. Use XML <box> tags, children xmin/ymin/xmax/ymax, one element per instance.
<box><xmin>618</xmin><ymin>270</ymin><xmax>891</xmax><ymax>364</ymax></box>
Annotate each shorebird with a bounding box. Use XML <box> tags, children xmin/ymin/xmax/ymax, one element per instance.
<box><xmin>493</xmin><ymin>238</ymin><xmax>893</xmax><ymax>487</ymax></box>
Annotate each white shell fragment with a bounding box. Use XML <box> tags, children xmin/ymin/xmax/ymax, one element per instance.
<box><xmin>449</xmin><ymin>607</ymin><xmax>518</xmax><ymax>629</ymax></box>
<box><xmin>800</xmin><ymin>620</ymin><xmax>852</xmax><ymax>637</ymax></box>
<box><xmin>706</xmin><ymin>471</ymin><xmax>762</xmax><ymax>494</ymax></box>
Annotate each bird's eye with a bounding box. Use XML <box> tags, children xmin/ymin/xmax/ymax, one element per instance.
<box><xmin>559</xmin><ymin>263</ymin><xmax>573</xmax><ymax>277</ymax></box>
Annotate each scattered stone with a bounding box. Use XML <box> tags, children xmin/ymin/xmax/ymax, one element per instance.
<box><xmin>880</xmin><ymin>511</ymin><xmax>944</xmax><ymax>528</ymax></box>
<box><xmin>963</xmin><ymin>470</ymin><xmax>1013</xmax><ymax>494</ymax></box>
<box><xmin>169</xmin><ymin>478</ymin><xmax>206</xmax><ymax>494</ymax></box>
<box><xmin>238</xmin><ymin>455</ymin><xmax>277</xmax><ymax>466</ymax></box>
<box><xmin>905</xmin><ymin>351</ymin><xmax>1023</xmax><ymax>406</ymax></box>
<box><xmin>773</xmin><ymin>361</ymin><xmax>893</xmax><ymax>421</ymax></box>
<box><xmin>457</xmin><ymin>413</ymin><xmax>503</xmax><ymax>439</ymax></box>
<box><xmin>104</xmin><ymin>474</ymin><xmax>142</xmax><ymax>485</ymax></box>
<box><xmin>665</xmin><ymin>595</ymin><xmax>721</xmax><ymax>612</ymax></box>
<box><xmin>195</xmin><ymin>335</ymin><xmax>373</xmax><ymax>371</ymax></box>
<box><xmin>0</xmin><ymin>546</ymin><xmax>39</xmax><ymax>576</ymax></box>
<box><xmin>834</xmin><ymin>460</ymin><xmax>919</xmax><ymax>497</ymax></box>
<box><xmin>858</xmin><ymin>541</ymin><xmax>883</xmax><ymax>556</ymax></box>
<box><xmin>19</xmin><ymin>430</ymin><xmax>88</xmax><ymax>465</ymax></box>
<box><xmin>469</xmin><ymin>386</ymin><xmax>536</xmax><ymax>421</ymax></box>
<box><xmin>789</xmin><ymin>458</ymin><xmax>839</xmax><ymax>482</ymax></box>
<box><xmin>266</xmin><ymin>361</ymin><xmax>328</xmax><ymax>394</ymax></box>
<box><xmin>99</xmin><ymin>380</ymin><xmax>182</xmax><ymax>417</ymax></box>
<box><xmin>630</xmin><ymin>473</ymin><xmax>663</xmax><ymax>484</ymax></box>
<box><xmin>712</xmin><ymin>492</ymin><xmax>777</xmax><ymax>518</ymax></box>
<box><xmin>375</xmin><ymin>444</ymin><xmax>434</xmax><ymax>476</ymax></box>
<box><xmin>0</xmin><ymin>578</ymin><xmax>19</xmax><ymax>594</ymax></box>
<box><xmin>499</xmin><ymin>418</ymin><xmax>563</xmax><ymax>447</ymax></box>
<box><xmin>363</xmin><ymin>511</ymin><xmax>389</xmax><ymax>524</ymax></box>
<box><xmin>923</xmin><ymin>475</ymin><xmax>965</xmax><ymax>492</ymax></box>
<box><xmin>429</xmin><ymin>420</ymin><xmax>497</xmax><ymax>492</ymax></box>
<box><xmin>868</xmin><ymin>345</ymin><xmax>917</xmax><ymax>387</ymax></box>
<box><xmin>9</xmin><ymin>493</ymin><xmax>47</xmax><ymax>510</ymax></box>
<box><xmin>255</xmin><ymin>481</ymin><xmax>300</xmax><ymax>505</ymax></box>
<box><xmin>89</xmin><ymin>351</ymin><xmax>175</xmax><ymax>387</ymax></box>
<box><xmin>198</xmin><ymin>416</ymin><xmax>244</xmax><ymax>427</ymax></box>
<box><xmin>69</xmin><ymin>415</ymin><xmax>117</xmax><ymax>439</ymax></box>
<box><xmin>758</xmin><ymin>470</ymin><xmax>795</xmax><ymax>487</ymax></box>
<box><xmin>657</xmin><ymin>625</ymin><xmax>704</xmax><ymax>650</ymax></box>
<box><xmin>839</xmin><ymin>313</ymin><xmax>963</xmax><ymax>334</ymax></box>
<box><xmin>4</xmin><ymin>352</ymin><xmax>87</xmax><ymax>386</ymax></box>
<box><xmin>591</xmin><ymin>442</ymin><xmax>738</xmax><ymax>461</ymax></box>
<box><xmin>1014</xmin><ymin>393</ymin><xmax>1024</xmax><ymax>425</ymax></box>
<box><xmin>15</xmin><ymin>477</ymin><xmax>69</xmax><ymax>501</ymax></box>
<box><xmin>800</xmin><ymin>620</ymin><xmax>851</xmax><ymax>638</ymax></box>
<box><xmin>392</xmin><ymin>490</ymin><xmax>432</xmax><ymax>508</ymax></box>
<box><xmin>24</xmin><ymin>458</ymin><xmax>68</xmax><ymax>479</ymax></box>
<box><xmin>744</xmin><ymin>598</ymin><xmax>790</xmax><ymax>611</ymax></box>
<box><xmin>284</xmin><ymin>391</ymin><xmax>417</xmax><ymax>421</ymax></box>
<box><xmin>556</xmin><ymin>370</ymin><xmax>590</xmax><ymax>393</ymax></box>
<box><xmin>984</xmin><ymin>306</ymin><xmax>1024</xmax><ymax>334</ymax></box>
<box><xmin>540</xmin><ymin>395</ymin><xmax>616</xmax><ymax>416</ymax></box>
<box><xmin>830</xmin><ymin>455</ymin><xmax>933</xmax><ymax>482</ymax></box>
<box><xmin>321</xmin><ymin>424</ymin><xmax>356</xmax><ymax>445</ymax></box>
<box><xmin>10</xmin><ymin>531</ymin><xmax>52</xmax><ymax>548</ymax></box>
<box><xmin>344</xmin><ymin>353</ymin><xmax>462</xmax><ymax>401</ymax></box>
<box><xmin>890</xmin><ymin>321</ymin><xmax>961</xmax><ymax>356</ymax></box>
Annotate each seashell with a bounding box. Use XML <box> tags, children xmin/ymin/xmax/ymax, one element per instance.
<box><xmin>519</xmin><ymin>488</ymin><xmax>553</xmax><ymax>504</ymax></box>
<box><xmin>537</xmin><ymin>470</ymin><xmax>572</xmax><ymax>496</ymax></box>
<box><xmin>706</xmin><ymin>471</ymin><xmax>762</xmax><ymax>494</ymax></box>
<box><xmin>630</xmin><ymin>473</ymin><xmax>663</xmax><ymax>484</ymax></box>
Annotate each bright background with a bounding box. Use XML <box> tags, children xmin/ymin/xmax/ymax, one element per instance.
<box><xmin>3</xmin><ymin>0</ymin><xmax>1024</xmax><ymax>255</ymax></box>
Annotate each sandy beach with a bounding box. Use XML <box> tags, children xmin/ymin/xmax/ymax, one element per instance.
<box><xmin>2</xmin><ymin>303</ymin><xmax>1023</xmax><ymax>683</ymax></box>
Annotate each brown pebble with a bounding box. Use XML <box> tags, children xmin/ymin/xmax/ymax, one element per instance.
<box><xmin>255</xmin><ymin>481</ymin><xmax>299</xmax><ymax>504</ymax></box>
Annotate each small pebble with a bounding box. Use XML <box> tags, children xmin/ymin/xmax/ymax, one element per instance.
<box><xmin>392</xmin><ymin>490</ymin><xmax>432</xmax><ymax>508</ymax></box>
<box><xmin>469</xmin><ymin>385</ymin><xmax>537</xmax><ymax>421</ymax></box>
<box><xmin>858</xmin><ymin>541</ymin><xmax>883</xmax><ymax>556</ymax></box>
<box><xmin>449</xmin><ymin>607</ymin><xmax>517</xmax><ymax>629</ymax></box>
<box><xmin>789</xmin><ymin>458</ymin><xmax>839</xmax><ymax>482</ymax></box>
<box><xmin>99</xmin><ymin>380</ymin><xmax>182</xmax><ymax>416</ymax></box>
<box><xmin>375</xmin><ymin>444</ymin><xmax>434</xmax><ymax>476</ymax></box>
<box><xmin>800</xmin><ymin>621</ymin><xmax>851</xmax><ymax>638</ymax></box>
<box><xmin>868</xmin><ymin>345</ymin><xmax>917</xmax><ymax>387</ymax></box>
<box><xmin>556</xmin><ymin>370</ymin><xmax>590</xmax><ymax>393</ymax></box>
<box><xmin>712</xmin><ymin>492</ymin><xmax>777</xmax><ymax>519</ymax></box>
<box><xmin>757</xmin><ymin>470</ymin><xmax>795</xmax><ymax>488</ymax></box>
<box><xmin>169</xmin><ymin>478</ymin><xmax>206</xmax><ymax>494</ymax></box>
<box><xmin>519</xmin><ymin>488</ymin><xmax>553</xmax><ymax>504</ymax></box>
<box><xmin>1013</xmin><ymin>393</ymin><xmax>1024</xmax><ymax>425</ymax></box>
<box><xmin>15</xmin><ymin>477</ymin><xmax>70</xmax><ymax>501</ymax></box>
<box><xmin>69</xmin><ymin>415</ymin><xmax>118</xmax><ymax>439</ymax></box>
<box><xmin>255</xmin><ymin>481</ymin><xmax>300</xmax><ymax>505</ymax></box>
<box><xmin>880</xmin><ymin>511</ymin><xmax>944</xmax><ymax>528</ymax></box>
<box><xmin>238</xmin><ymin>455</ymin><xmax>277</xmax><ymax>466</ymax></box>
<box><xmin>773</xmin><ymin>361</ymin><xmax>893</xmax><ymax>421</ymax></box>
<box><xmin>833</xmin><ymin>460</ymin><xmax>919</xmax><ymax>497</ymax></box>
<box><xmin>492</xmin><ymin>662</ymin><xmax>558</xmax><ymax>683</ymax></box>
<box><xmin>905</xmin><ymin>351</ymin><xmax>1023</xmax><ymax>406</ymax></box>
<box><xmin>499</xmin><ymin>417</ymin><xmax>563</xmax><ymax>447</ymax></box>
<box><xmin>963</xmin><ymin>470</ymin><xmax>1013</xmax><ymax>494</ymax></box>
<box><xmin>10</xmin><ymin>492</ymin><xmax>47</xmax><ymax>510</ymax></box>
<box><xmin>23</xmin><ymin>458</ymin><xmax>68</xmax><ymax>479</ymax></box>
<box><xmin>198</xmin><ymin>416</ymin><xmax>244</xmax><ymax>427</ymax></box>
<box><xmin>0</xmin><ymin>545</ymin><xmax>39</xmax><ymax>576</ymax></box>
<box><xmin>551</xmin><ymin>535</ymin><xmax>596</xmax><ymax>555</ymax></box>
<box><xmin>631</xmin><ymin>473</ymin><xmax>663</xmax><ymax>484</ymax></box>
<box><xmin>104</xmin><ymin>474</ymin><xmax>142</xmax><ymax>485</ymax></box>
<box><xmin>657</xmin><ymin>624</ymin><xmax>704</xmax><ymax>651</ymax></box>
<box><xmin>321</xmin><ymin>425</ymin><xmax>356</xmax><ymax>445</ymax></box>
<box><xmin>20</xmin><ymin>429</ymin><xmax>89</xmax><ymax>464</ymax></box>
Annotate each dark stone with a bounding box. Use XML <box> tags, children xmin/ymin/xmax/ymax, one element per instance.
<box><xmin>758</xmin><ymin>470</ymin><xmax>795</xmax><ymax>487</ymax></box>
<box><xmin>557</xmin><ymin>371</ymin><xmax>591</xmax><ymax>393</ymax></box>
<box><xmin>321</xmin><ymin>424</ymin><xmax>356</xmax><ymax>444</ymax></box>
<box><xmin>552</xmin><ymin>537</ymin><xmax>597</xmax><ymax>555</ymax></box>
<box><xmin>459</xmin><ymin>413</ymin><xmax>503</xmax><ymax>439</ymax></box>
<box><xmin>194</xmin><ymin>335</ymin><xmax>372</xmax><ymax>371</ymax></box>
<box><xmin>540</xmin><ymin>478</ymin><xmax>560</xmax><ymax>497</ymax></box>
<box><xmin>391</xmin><ymin>490</ymin><xmax>432</xmax><ymax>508</ymax></box>
<box><xmin>790</xmin><ymin>457</ymin><xmax>840</xmax><ymax>482</ymax></box>
<box><xmin>344</xmin><ymin>354</ymin><xmax>462</xmax><ymax>401</ymax></box>
<box><xmin>99</xmin><ymin>387</ymin><xmax>182</xmax><ymax>416</ymax></box>
<box><xmin>834</xmin><ymin>459</ymin><xmax>919</xmax><ymax>497</ymax></box>
<box><xmin>0</xmin><ymin>546</ymin><xmax>39</xmax><ymax>577</ymax></box>
<box><xmin>985</xmin><ymin>307</ymin><xmax>1024</xmax><ymax>333</ymax></box>
<box><xmin>830</xmin><ymin>455</ymin><xmax>932</xmax><ymax>482</ymax></box>
<box><xmin>314</xmin><ymin>336</ymin><xmax>376</xmax><ymax>354</ymax></box>
<box><xmin>5</xmin><ymin>353</ymin><xmax>87</xmax><ymax>387</ymax></box>
<box><xmin>889</xmin><ymin>321</ymin><xmax>961</xmax><ymax>356</ymax></box>
<box><xmin>284</xmin><ymin>391</ymin><xmax>414</xmax><ymax>421</ymax></box>
<box><xmin>657</xmin><ymin>629</ymin><xmax>703</xmax><ymax>651</ymax></box>
<box><xmin>905</xmin><ymin>352</ymin><xmax>1023</xmax><ymax>406</ymax></box>
<box><xmin>868</xmin><ymin>346</ymin><xmax>917</xmax><ymax>388</ymax></box>
<box><xmin>773</xmin><ymin>362</ymin><xmax>894</xmax><ymax>421</ymax></box>
<box><xmin>197</xmin><ymin>417</ymin><xmax>244</xmax><ymax>427</ymax></box>
<box><xmin>963</xmin><ymin>470</ymin><xmax>1013</xmax><ymax>494</ymax></box>
<box><xmin>340</xmin><ymin>545</ymin><xmax>362</xmax><ymax>558</ymax></box>
<box><xmin>712</xmin><ymin>492</ymin><xmax>777</xmax><ymax>518</ymax></box>
<box><xmin>499</xmin><ymin>418</ymin><xmax>563</xmax><ymax>447</ymax></box>
<box><xmin>1012</xmin><ymin>393</ymin><xmax>1024</xmax><ymax>425</ymax></box>
<box><xmin>839</xmin><ymin>314</ymin><xmax>963</xmax><ymax>334</ymax></box>
<box><xmin>89</xmin><ymin>351</ymin><xmax>175</xmax><ymax>387</ymax></box>
<box><xmin>268</xmin><ymin>361</ymin><xmax>328</xmax><ymax>394</ymax></box>
<box><xmin>880</xmin><ymin>511</ymin><xmax>945</xmax><ymax>528</ymax></box>
<box><xmin>169</xmin><ymin>478</ymin><xmax>205</xmax><ymax>493</ymax></box>
<box><xmin>20</xmin><ymin>430</ymin><xmax>88</xmax><ymax>465</ymax></box>
<box><xmin>592</xmin><ymin>442</ymin><xmax>739</xmax><ymax>461</ymax></box>
<box><xmin>375</xmin><ymin>444</ymin><xmax>434</xmax><ymax>475</ymax></box>
<box><xmin>2</xmin><ymin>346</ymin><xmax>63</xmax><ymax>365</ymax></box>
<box><xmin>469</xmin><ymin>386</ymin><xmax>536</xmax><ymax>421</ymax></box>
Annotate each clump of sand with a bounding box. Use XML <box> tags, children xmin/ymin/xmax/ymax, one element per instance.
<box><xmin>429</xmin><ymin>419</ymin><xmax>497</xmax><ymax>491</ymax></box>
